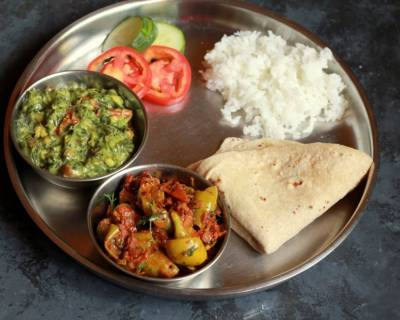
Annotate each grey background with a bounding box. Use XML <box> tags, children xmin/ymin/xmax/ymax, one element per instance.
<box><xmin>0</xmin><ymin>0</ymin><xmax>399</xmax><ymax>319</ymax></box>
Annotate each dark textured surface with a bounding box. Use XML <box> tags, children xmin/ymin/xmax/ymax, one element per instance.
<box><xmin>0</xmin><ymin>0</ymin><xmax>399</xmax><ymax>319</ymax></box>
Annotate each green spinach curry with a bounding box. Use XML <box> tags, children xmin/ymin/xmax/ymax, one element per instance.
<box><xmin>15</xmin><ymin>84</ymin><xmax>135</xmax><ymax>178</ymax></box>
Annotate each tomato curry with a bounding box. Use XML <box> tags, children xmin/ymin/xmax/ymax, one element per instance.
<box><xmin>96</xmin><ymin>172</ymin><xmax>226</xmax><ymax>278</ymax></box>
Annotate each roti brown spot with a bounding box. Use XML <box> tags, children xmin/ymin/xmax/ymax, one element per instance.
<box><xmin>192</xmin><ymin>137</ymin><xmax>373</xmax><ymax>254</ymax></box>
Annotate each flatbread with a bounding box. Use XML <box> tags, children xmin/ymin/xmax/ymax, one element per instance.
<box><xmin>193</xmin><ymin>138</ymin><xmax>373</xmax><ymax>254</ymax></box>
<box><xmin>188</xmin><ymin>138</ymin><xmax>300</xmax><ymax>171</ymax></box>
<box><xmin>217</xmin><ymin>137</ymin><xmax>301</xmax><ymax>153</ymax></box>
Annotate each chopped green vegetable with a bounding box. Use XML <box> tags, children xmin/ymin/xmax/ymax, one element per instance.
<box><xmin>15</xmin><ymin>84</ymin><xmax>135</xmax><ymax>178</ymax></box>
<box><xmin>137</xmin><ymin>262</ymin><xmax>147</xmax><ymax>272</ymax></box>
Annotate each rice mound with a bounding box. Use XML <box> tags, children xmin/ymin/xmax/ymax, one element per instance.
<box><xmin>202</xmin><ymin>31</ymin><xmax>348</xmax><ymax>139</ymax></box>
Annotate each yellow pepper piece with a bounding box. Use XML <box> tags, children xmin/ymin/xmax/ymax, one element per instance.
<box><xmin>165</xmin><ymin>237</ymin><xmax>207</xmax><ymax>267</ymax></box>
<box><xmin>140</xmin><ymin>251</ymin><xmax>179</xmax><ymax>278</ymax></box>
<box><xmin>171</xmin><ymin>210</ymin><xmax>188</xmax><ymax>238</ymax></box>
<box><xmin>134</xmin><ymin>231</ymin><xmax>154</xmax><ymax>250</ymax></box>
<box><xmin>194</xmin><ymin>186</ymin><xmax>218</xmax><ymax>228</ymax></box>
<box><xmin>138</xmin><ymin>178</ymin><xmax>165</xmax><ymax>216</ymax></box>
<box><xmin>104</xmin><ymin>224</ymin><xmax>121</xmax><ymax>260</ymax></box>
<box><xmin>153</xmin><ymin>210</ymin><xmax>172</xmax><ymax>232</ymax></box>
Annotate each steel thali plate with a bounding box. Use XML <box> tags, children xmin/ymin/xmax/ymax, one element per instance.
<box><xmin>4</xmin><ymin>0</ymin><xmax>378</xmax><ymax>299</ymax></box>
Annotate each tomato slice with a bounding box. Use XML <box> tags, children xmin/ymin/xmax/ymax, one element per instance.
<box><xmin>87</xmin><ymin>46</ymin><xmax>151</xmax><ymax>98</ymax></box>
<box><xmin>142</xmin><ymin>45</ymin><xmax>191</xmax><ymax>106</ymax></box>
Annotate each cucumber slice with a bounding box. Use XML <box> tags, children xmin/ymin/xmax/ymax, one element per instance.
<box><xmin>152</xmin><ymin>22</ymin><xmax>186</xmax><ymax>53</ymax></box>
<box><xmin>102</xmin><ymin>16</ymin><xmax>158</xmax><ymax>52</ymax></box>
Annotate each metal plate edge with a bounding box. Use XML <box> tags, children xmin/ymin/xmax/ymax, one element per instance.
<box><xmin>3</xmin><ymin>0</ymin><xmax>379</xmax><ymax>300</ymax></box>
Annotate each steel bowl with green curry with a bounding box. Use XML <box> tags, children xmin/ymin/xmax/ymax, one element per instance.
<box><xmin>15</xmin><ymin>83</ymin><xmax>136</xmax><ymax>178</ymax></box>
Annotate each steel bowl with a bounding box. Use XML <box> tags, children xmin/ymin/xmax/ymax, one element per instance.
<box><xmin>87</xmin><ymin>164</ymin><xmax>231</xmax><ymax>283</ymax></box>
<box><xmin>10</xmin><ymin>70</ymin><xmax>148</xmax><ymax>189</ymax></box>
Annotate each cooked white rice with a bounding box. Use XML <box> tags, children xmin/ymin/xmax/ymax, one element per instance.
<box><xmin>202</xmin><ymin>30</ymin><xmax>347</xmax><ymax>139</ymax></box>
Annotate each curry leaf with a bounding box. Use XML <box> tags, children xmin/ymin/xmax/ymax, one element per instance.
<box><xmin>104</xmin><ymin>192</ymin><xmax>117</xmax><ymax>209</ymax></box>
<box><xmin>137</xmin><ymin>214</ymin><xmax>160</xmax><ymax>227</ymax></box>
<box><xmin>186</xmin><ymin>245</ymin><xmax>197</xmax><ymax>257</ymax></box>
<box><xmin>137</xmin><ymin>262</ymin><xmax>147</xmax><ymax>272</ymax></box>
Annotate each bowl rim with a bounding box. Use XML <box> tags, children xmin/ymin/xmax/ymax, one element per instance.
<box><xmin>87</xmin><ymin>163</ymin><xmax>232</xmax><ymax>283</ymax></box>
<box><xmin>10</xmin><ymin>69</ymin><xmax>149</xmax><ymax>184</ymax></box>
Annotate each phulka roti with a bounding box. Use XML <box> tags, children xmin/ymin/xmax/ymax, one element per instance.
<box><xmin>188</xmin><ymin>138</ymin><xmax>299</xmax><ymax>172</ymax></box>
<box><xmin>217</xmin><ymin>137</ymin><xmax>300</xmax><ymax>153</ymax></box>
<box><xmin>193</xmin><ymin>138</ymin><xmax>373</xmax><ymax>254</ymax></box>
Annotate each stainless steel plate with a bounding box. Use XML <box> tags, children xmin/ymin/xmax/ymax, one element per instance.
<box><xmin>4</xmin><ymin>0</ymin><xmax>378</xmax><ymax>299</ymax></box>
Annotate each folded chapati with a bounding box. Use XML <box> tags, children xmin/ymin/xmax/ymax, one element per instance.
<box><xmin>192</xmin><ymin>138</ymin><xmax>373</xmax><ymax>254</ymax></box>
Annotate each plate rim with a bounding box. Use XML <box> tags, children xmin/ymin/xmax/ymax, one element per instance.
<box><xmin>3</xmin><ymin>0</ymin><xmax>379</xmax><ymax>300</ymax></box>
